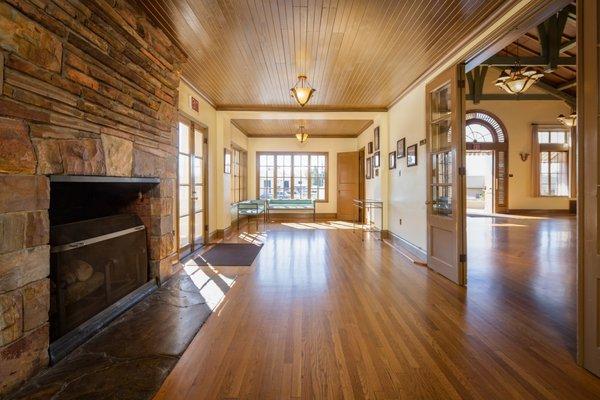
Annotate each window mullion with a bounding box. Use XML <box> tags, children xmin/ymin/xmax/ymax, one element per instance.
<box><xmin>291</xmin><ymin>154</ymin><xmax>295</xmax><ymax>200</ymax></box>
<box><xmin>308</xmin><ymin>155</ymin><xmax>312</xmax><ymax>200</ymax></box>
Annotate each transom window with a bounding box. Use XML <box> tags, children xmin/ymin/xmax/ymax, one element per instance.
<box><xmin>258</xmin><ymin>152</ymin><xmax>327</xmax><ymax>201</ymax></box>
<box><xmin>465</xmin><ymin>123</ymin><xmax>494</xmax><ymax>143</ymax></box>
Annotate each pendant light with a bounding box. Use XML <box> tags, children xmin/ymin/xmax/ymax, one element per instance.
<box><xmin>557</xmin><ymin>111</ymin><xmax>577</xmax><ymax>127</ymax></box>
<box><xmin>494</xmin><ymin>41</ymin><xmax>544</xmax><ymax>94</ymax></box>
<box><xmin>296</xmin><ymin>125</ymin><xmax>309</xmax><ymax>143</ymax></box>
<box><xmin>290</xmin><ymin>75</ymin><xmax>316</xmax><ymax>107</ymax></box>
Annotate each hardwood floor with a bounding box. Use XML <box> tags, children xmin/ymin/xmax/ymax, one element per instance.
<box><xmin>154</xmin><ymin>217</ymin><xmax>600</xmax><ymax>399</ymax></box>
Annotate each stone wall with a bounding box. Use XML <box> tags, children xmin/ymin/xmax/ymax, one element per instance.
<box><xmin>0</xmin><ymin>0</ymin><xmax>185</xmax><ymax>395</ymax></box>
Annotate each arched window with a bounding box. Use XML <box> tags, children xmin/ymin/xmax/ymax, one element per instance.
<box><xmin>465</xmin><ymin>111</ymin><xmax>506</xmax><ymax>143</ymax></box>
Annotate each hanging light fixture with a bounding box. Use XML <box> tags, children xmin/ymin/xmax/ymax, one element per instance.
<box><xmin>557</xmin><ymin>111</ymin><xmax>577</xmax><ymax>127</ymax></box>
<box><xmin>290</xmin><ymin>75</ymin><xmax>316</xmax><ymax>107</ymax></box>
<box><xmin>494</xmin><ymin>40</ymin><xmax>544</xmax><ymax>94</ymax></box>
<box><xmin>295</xmin><ymin>125</ymin><xmax>309</xmax><ymax>143</ymax></box>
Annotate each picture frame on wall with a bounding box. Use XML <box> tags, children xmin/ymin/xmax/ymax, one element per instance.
<box><xmin>397</xmin><ymin>138</ymin><xmax>406</xmax><ymax>158</ymax></box>
<box><xmin>368</xmin><ymin>141</ymin><xmax>373</xmax><ymax>154</ymax></box>
<box><xmin>407</xmin><ymin>144</ymin><xmax>417</xmax><ymax>167</ymax></box>
<box><xmin>389</xmin><ymin>151</ymin><xmax>396</xmax><ymax>169</ymax></box>
<box><xmin>366</xmin><ymin>157</ymin><xmax>372</xmax><ymax>179</ymax></box>
<box><xmin>374</xmin><ymin>126</ymin><xmax>380</xmax><ymax>151</ymax></box>
<box><xmin>224</xmin><ymin>148</ymin><xmax>231</xmax><ymax>174</ymax></box>
<box><xmin>373</xmin><ymin>151</ymin><xmax>380</xmax><ymax>167</ymax></box>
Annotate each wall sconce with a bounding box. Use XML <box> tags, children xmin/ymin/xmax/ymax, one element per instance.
<box><xmin>519</xmin><ymin>152</ymin><xmax>530</xmax><ymax>162</ymax></box>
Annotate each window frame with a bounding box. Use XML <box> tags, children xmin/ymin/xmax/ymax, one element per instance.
<box><xmin>255</xmin><ymin>151</ymin><xmax>329</xmax><ymax>203</ymax></box>
<box><xmin>532</xmin><ymin>125</ymin><xmax>572</xmax><ymax>198</ymax></box>
<box><xmin>231</xmin><ymin>145</ymin><xmax>247</xmax><ymax>204</ymax></box>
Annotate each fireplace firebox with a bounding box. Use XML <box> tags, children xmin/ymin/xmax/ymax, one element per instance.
<box><xmin>50</xmin><ymin>214</ymin><xmax>148</xmax><ymax>341</ymax></box>
<box><xmin>48</xmin><ymin>175</ymin><xmax>160</xmax><ymax>362</ymax></box>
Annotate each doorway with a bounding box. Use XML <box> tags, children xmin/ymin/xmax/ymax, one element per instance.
<box><xmin>177</xmin><ymin>117</ymin><xmax>208</xmax><ymax>258</ymax></box>
<box><xmin>466</xmin><ymin>151</ymin><xmax>494</xmax><ymax>214</ymax></box>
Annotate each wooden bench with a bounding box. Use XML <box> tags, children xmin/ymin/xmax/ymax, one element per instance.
<box><xmin>267</xmin><ymin>199</ymin><xmax>316</xmax><ymax>222</ymax></box>
<box><xmin>236</xmin><ymin>200</ymin><xmax>266</xmax><ymax>229</ymax></box>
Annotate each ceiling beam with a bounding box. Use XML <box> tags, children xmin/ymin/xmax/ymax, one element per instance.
<box><xmin>466</xmin><ymin>94</ymin><xmax>560</xmax><ymax>102</ymax></box>
<box><xmin>558</xmin><ymin>79</ymin><xmax>577</xmax><ymax>91</ymax></box>
<box><xmin>533</xmin><ymin>79</ymin><xmax>576</xmax><ymax>106</ymax></box>
<box><xmin>482</xmin><ymin>56</ymin><xmax>576</xmax><ymax>67</ymax></box>
<box><xmin>560</xmin><ymin>38</ymin><xmax>576</xmax><ymax>53</ymax></box>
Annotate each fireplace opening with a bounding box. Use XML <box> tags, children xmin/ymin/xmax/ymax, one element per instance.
<box><xmin>48</xmin><ymin>176</ymin><xmax>159</xmax><ymax>362</ymax></box>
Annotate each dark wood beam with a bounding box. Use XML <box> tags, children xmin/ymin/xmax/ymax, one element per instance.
<box><xmin>560</xmin><ymin>38</ymin><xmax>576</xmax><ymax>53</ymax></box>
<box><xmin>533</xmin><ymin>79</ymin><xmax>576</xmax><ymax>106</ymax></box>
<box><xmin>466</xmin><ymin>66</ymin><xmax>488</xmax><ymax>104</ymax></box>
<box><xmin>558</xmin><ymin>79</ymin><xmax>577</xmax><ymax>90</ymax></box>
<box><xmin>466</xmin><ymin>94</ymin><xmax>560</xmax><ymax>102</ymax></box>
<box><xmin>482</xmin><ymin>56</ymin><xmax>576</xmax><ymax>67</ymax></box>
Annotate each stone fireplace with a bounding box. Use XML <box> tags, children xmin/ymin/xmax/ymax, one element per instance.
<box><xmin>0</xmin><ymin>0</ymin><xmax>185</xmax><ymax>395</ymax></box>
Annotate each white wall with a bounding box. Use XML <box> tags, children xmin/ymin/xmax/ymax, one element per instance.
<box><xmin>247</xmin><ymin>137</ymin><xmax>357</xmax><ymax>214</ymax></box>
<box><xmin>386</xmin><ymin>82</ymin><xmax>428</xmax><ymax>250</ymax></box>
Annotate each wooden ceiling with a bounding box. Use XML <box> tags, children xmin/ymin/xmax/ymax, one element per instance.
<box><xmin>138</xmin><ymin>0</ymin><xmax>513</xmax><ymax>110</ymax></box>
<box><xmin>497</xmin><ymin>4</ymin><xmax>576</xmax><ymax>97</ymax></box>
<box><xmin>232</xmin><ymin>119</ymin><xmax>372</xmax><ymax>137</ymax></box>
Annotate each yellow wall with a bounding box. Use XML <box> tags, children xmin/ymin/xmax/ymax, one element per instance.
<box><xmin>386</xmin><ymin>82</ymin><xmax>428</xmax><ymax>250</ymax></box>
<box><xmin>246</xmin><ymin>137</ymin><xmax>358</xmax><ymax>214</ymax></box>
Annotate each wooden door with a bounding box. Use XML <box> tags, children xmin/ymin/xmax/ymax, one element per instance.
<box><xmin>337</xmin><ymin>151</ymin><xmax>359</xmax><ymax>221</ymax></box>
<box><xmin>358</xmin><ymin>148</ymin><xmax>366</xmax><ymax>223</ymax></box>
<box><xmin>191</xmin><ymin>126</ymin><xmax>207</xmax><ymax>249</ymax></box>
<box><xmin>425</xmin><ymin>64</ymin><xmax>467</xmax><ymax>285</ymax></box>
<box><xmin>580</xmin><ymin>0</ymin><xmax>600</xmax><ymax>375</ymax></box>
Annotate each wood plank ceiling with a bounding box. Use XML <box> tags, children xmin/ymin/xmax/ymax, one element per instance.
<box><xmin>138</xmin><ymin>0</ymin><xmax>513</xmax><ymax>110</ymax></box>
<box><xmin>232</xmin><ymin>119</ymin><xmax>373</xmax><ymax>137</ymax></box>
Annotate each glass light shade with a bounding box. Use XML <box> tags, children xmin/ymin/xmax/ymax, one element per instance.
<box><xmin>494</xmin><ymin>67</ymin><xmax>544</xmax><ymax>94</ymax></box>
<box><xmin>290</xmin><ymin>75</ymin><xmax>316</xmax><ymax>107</ymax></box>
<box><xmin>557</xmin><ymin>112</ymin><xmax>577</xmax><ymax>127</ymax></box>
<box><xmin>296</xmin><ymin>126</ymin><xmax>309</xmax><ymax>143</ymax></box>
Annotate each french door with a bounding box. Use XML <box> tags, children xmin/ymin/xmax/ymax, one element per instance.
<box><xmin>425</xmin><ymin>64</ymin><xmax>467</xmax><ymax>285</ymax></box>
<box><xmin>178</xmin><ymin>118</ymin><xmax>208</xmax><ymax>257</ymax></box>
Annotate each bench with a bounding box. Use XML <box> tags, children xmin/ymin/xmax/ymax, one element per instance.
<box><xmin>267</xmin><ymin>199</ymin><xmax>316</xmax><ymax>222</ymax></box>
<box><xmin>236</xmin><ymin>200</ymin><xmax>266</xmax><ymax>229</ymax></box>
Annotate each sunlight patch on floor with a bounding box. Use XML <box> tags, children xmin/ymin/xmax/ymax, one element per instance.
<box><xmin>182</xmin><ymin>261</ymin><xmax>237</xmax><ymax>311</ymax></box>
<box><xmin>281</xmin><ymin>220</ymin><xmax>364</xmax><ymax>230</ymax></box>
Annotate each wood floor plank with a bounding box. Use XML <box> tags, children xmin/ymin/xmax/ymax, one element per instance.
<box><xmin>154</xmin><ymin>216</ymin><xmax>600</xmax><ymax>399</ymax></box>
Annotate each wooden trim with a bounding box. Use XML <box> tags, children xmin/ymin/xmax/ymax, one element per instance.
<box><xmin>217</xmin><ymin>106</ymin><xmax>388</xmax><ymax>112</ymax></box>
<box><xmin>256</xmin><ymin>151</ymin><xmax>329</xmax><ymax>203</ymax></box>
<box><xmin>246</xmin><ymin>134</ymin><xmax>358</xmax><ymax>139</ymax></box>
<box><xmin>531</xmin><ymin>125</ymin><xmax>541</xmax><ymax>197</ymax></box>
<box><xmin>384</xmin><ymin>231</ymin><xmax>428</xmax><ymax>266</ymax></box>
<box><xmin>506</xmin><ymin>209</ymin><xmax>573</xmax><ymax>215</ymax></box>
<box><xmin>208</xmin><ymin>229</ymin><xmax>224</xmax><ymax>243</ymax></box>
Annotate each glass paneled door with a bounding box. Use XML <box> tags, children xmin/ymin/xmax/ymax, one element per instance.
<box><xmin>425</xmin><ymin>64</ymin><xmax>467</xmax><ymax>285</ymax></box>
<box><xmin>178</xmin><ymin>118</ymin><xmax>207</xmax><ymax>257</ymax></box>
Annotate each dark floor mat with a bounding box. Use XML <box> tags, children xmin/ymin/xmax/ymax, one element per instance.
<box><xmin>195</xmin><ymin>243</ymin><xmax>263</xmax><ymax>266</ymax></box>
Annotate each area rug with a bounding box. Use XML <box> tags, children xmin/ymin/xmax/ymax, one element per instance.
<box><xmin>195</xmin><ymin>243</ymin><xmax>263</xmax><ymax>266</ymax></box>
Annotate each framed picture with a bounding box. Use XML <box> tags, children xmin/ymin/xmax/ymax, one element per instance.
<box><xmin>397</xmin><ymin>138</ymin><xmax>406</xmax><ymax>158</ymax></box>
<box><xmin>374</xmin><ymin>126</ymin><xmax>380</xmax><ymax>151</ymax></box>
<box><xmin>373</xmin><ymin>151</ymin><xmax>380</xmax><ymax>167</ymax></box>
<box><xmin>366</xmin><ymin>157</ymin><xmax>372</xmax><ymax>179</ymax></box>
<box><xmin>368</xmin><ymin>141</ymin><xmax>373</xmax><ymax>154</ymax></box>
<box><xmin>407</xmin><ymin>144</ymin><xmax>417</xmax><ymax>167</ymax></box>
<box><xmin>389</xmin><ymin>151</ymin><xmax>396</xmax><ymax>169</ymax></box>
<box><xmin>224</xmin><ymin>148</ymin><xmax>231</xmax><ymax>174</ymax></box>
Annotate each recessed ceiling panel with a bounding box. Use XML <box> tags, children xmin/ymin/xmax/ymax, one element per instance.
<box><xmin>231</xmin><ymin>119</ymin><xmax>373</xmax><ymax>137</ymax></box>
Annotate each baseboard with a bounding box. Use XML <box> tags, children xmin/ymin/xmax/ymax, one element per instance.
<box><xmin>507</xmin><ymin>209</ymin><xmax>574</xmax><ymax>215</ymax></box>
<box><xmin>208</xmin><ymin>229</ymin><xmax>223</xmax><ymax>243</ymax></box>
<box><xmin>384</xmin><ymin>231</ymin><xmax>427</xmax><ymax>266</ymax></box>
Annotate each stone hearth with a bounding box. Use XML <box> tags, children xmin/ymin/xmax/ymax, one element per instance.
<box><xmin>0</xmin><ymin>0</ymin><xmax>186</xmax><ymax>395</ymax></box>
<box><xmin>5</xmin><ymin>268</ymin><xmax>234</xmax><ymax>400</ymax></box>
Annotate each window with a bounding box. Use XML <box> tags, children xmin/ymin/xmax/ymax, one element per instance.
<box><xmin>533</xmin><ymin>126</ymin><xmax>570</xmax><ymax>197</ymax></box>
<box><xmin>465</xmin><ymin>123</ymin><xmax>494</xmax><ymax>143</ymax></box>
<box><xmin>231</xmin><ymin>147</ymin><xmax>247</xmax><ymax>203</ymax></box>
<box><xmin>257</xmin><ymin>152</ymin><xmax>328</xmax><ymax>201</ymax></box>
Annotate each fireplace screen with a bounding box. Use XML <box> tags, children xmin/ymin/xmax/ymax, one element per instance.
<box><xmin>50</xmin><ymin>214</ymin><xmax>148</xmax><ymax>341</ymax></box>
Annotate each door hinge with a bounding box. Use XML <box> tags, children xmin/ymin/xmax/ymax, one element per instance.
<box><xmin>458</xmin><ymin>166</ymin><xmax>466</xmax><ymax>176</ymax></box>
<box><xmin>459</xmin><ymin>254</ymin><xmax>467</xmax><ymax>263</ymax></box>
<box><xmin>204</xmin><ymin>224</ymin><xmax>209</xmax><ymax>231</ymax></box>
<box><xmin>458</xmin><ymin>79</ymin><xmax>466</xmax><ymax>89</ymax></box>
<box><xmin>203</xmin><ymin>138</ymin><xmax>208</xmax><ymax>144</ymax></box>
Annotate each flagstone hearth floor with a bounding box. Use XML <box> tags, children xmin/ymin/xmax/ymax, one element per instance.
<box><xmin>7</xmin><ymin>265</ymin><xmax>237</xmax><ymax>400</ymax></box>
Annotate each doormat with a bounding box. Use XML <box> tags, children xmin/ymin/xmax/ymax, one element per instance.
<box><xmin>195</xmin><ymin>243</ymin><xmax>263</xmax><ymax>266</ymax></box>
